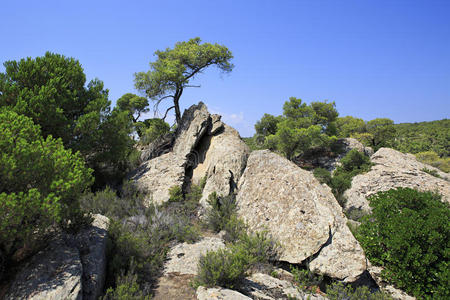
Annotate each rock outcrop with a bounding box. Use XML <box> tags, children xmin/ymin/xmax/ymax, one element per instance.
<box><xmin>344</xmin><ymin>147</ymin><xmax>450</xmax><ymax>212</ymax></box>
<box><xmin>236</xmin><ymin>150</ymin><xmax>367</xmax><ymax>281</ymax></box>
<box><xmin>131</xmin><ymin>103</ymin><xmax>249</xmax><ymax>207</ymax></box>
<box><xmin>192</xmin><ymin>121</ymin><xmax>250</xmax><ymax>209</ymax></box>
<box><xmin>5</xmin><ymin>215</ymin><xmax>109</xmax><ymax>300</ymax></box>
<box><xmin>5</xmin><ymin>238</ymin><xmax>83</xmax><ymax>300</ymax></box>
<box><xmin>131</xmin><ymin>103</ymin><xmax>211</xmax><ymax>205</ymax></box>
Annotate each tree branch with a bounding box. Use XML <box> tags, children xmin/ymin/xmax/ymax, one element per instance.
<box><xmin>162</xmin><ymin>106</ymin><xmax>175</xmax><ymax>121</ymax></box>
<box><xmin>184</xmin><ymin>85</ymin><xmax>201</xmax><ymax>88</ymax></box>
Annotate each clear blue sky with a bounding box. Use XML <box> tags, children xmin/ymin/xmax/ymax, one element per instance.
<box><xmin>1</xmin><ymin>0</ymin><xmax>449</xmax><ymax>136</ymax></box>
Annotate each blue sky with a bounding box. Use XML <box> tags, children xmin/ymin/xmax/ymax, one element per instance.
<box><xmin>1</xmin><ymin>0</ymin><xmax>449</xmax><ymax>136</ymax></box>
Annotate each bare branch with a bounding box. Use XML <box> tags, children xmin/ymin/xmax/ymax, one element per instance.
<box><xmin>184</xmin><ymin>85</ymin><xmax>201</xmax><ymax>88</ymax></box>
<box><xmin>162</xmin><ymin>106</ymin><xmax>175</xmax><ymax>121</ymax></box>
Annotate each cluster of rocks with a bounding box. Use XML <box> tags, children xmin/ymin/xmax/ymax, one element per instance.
<box><xmin>8</xmin><ymin>102</ymin><xmax>449</xmax><ymax>299</ymax></box>
<box><xmin>4</xmin><ymin>215</ymin><xmax>109</xmax><ymax>300</ymax></box>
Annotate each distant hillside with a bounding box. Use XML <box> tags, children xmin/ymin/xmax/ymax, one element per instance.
<box><xmin>393</xmin><ymin>119</ymin><xmax>449</xmax><ymax>157</ymax></box>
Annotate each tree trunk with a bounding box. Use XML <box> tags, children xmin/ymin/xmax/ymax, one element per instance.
<box><xmin>174</xmin><ymin>97</ymin><xmax>181</xmax><ymax>125</ymax></box>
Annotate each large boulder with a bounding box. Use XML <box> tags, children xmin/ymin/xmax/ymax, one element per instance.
<box><xmin>5</xmin><ymin>238</ymin><xmax>83</xmax><ymax>300</ymax></box>
<box><xmin>192</xmin><ymin>121</ymin><xmax>250</xmax><ymax>208</ymax></box>
<box><xmin>236</xmin><ymin>150</ymin><xmax>367</xmax><ymax>281</ymax></box>
<box><xmin>196</xmin><ymin>287</ymin><xmax>251</xmax><ymax>300</ymax></box>
<box><xmin>131</xmin><ymin>103</ymin><xmax>211</xmax><ymax>205</ymax></box>
<box><xmin>344</xmin><ymin>147</ymin><xmax>450</xmax><ymax>212</ymax></box>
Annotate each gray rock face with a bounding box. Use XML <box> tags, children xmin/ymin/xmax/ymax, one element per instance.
<box><xmin>5</xmin><ymin>215</ymin><xmax>110</xmax><ymax>300</ymax></box>
<box><xmin>75</xmin><ymin>214</ymin><xmax>110</xmax><ymax>300</ymax></box>
<box><xmin>344</xmin><ymin>147</ymin><xmax>450</xmax><ymax>212</ymax></box>
<box><xmin>192</xmin><ymin>123</ymin><xmax>250</xmax><ymax>209</ymax></box>
<box><xmin>240</xmin><ymin>273</ymin><xmax>327</xmax><ymax>300</ymax></box>
<box><xmin>196</xmin><ymin>286</ymin><xmax>252</xmax><ymax>300</ymax></box>
<box><xmin>164</xmin><ymin>236</ymin><xmax>225</xmax><ymax>275</ymax></box>
<box><xmin>132</xmin><ymin>103</ymin><xmax>211</xmax><ymax>205</ymax></box>
<box><xmin>236</xmin><ymin>150</ymin><xmax>367</xmax><ymax>281</ymax></box>
<box><xmin>368</xmin><ymin>265</ymin><xmax>416</xmax><ymax>300</ymax></box>
<box><xmin>132</xmin><ymin>102</ymin><xmax>250</xmax><ymax>207</ymax></box>
<box><xmin>5</xmin><ymin>238</ymin><xmax>83</xmax><ymax>300</ymax></box>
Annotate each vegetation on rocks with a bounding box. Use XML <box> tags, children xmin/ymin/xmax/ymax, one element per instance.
<box><xmin>355</xmin><ymin>188</ymin><xmax>450</xmax><ymax>299</ymax></box>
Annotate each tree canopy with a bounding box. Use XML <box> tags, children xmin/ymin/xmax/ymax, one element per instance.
<box><xmin>116</xmin><ymin>93</ymin><xmax>149</xmax><ymax>123</ymax></box>
<box><xmin>0</xmin><ymin>52</ymin><xmax>134</xmax><ymax>185</ymax></box>
<box><xmin>134</xmin><ymin>37</ymin><xmax>234</xmax><ymax>124</ymax></box>
<box><xmin>0</xmin><ymin>109</ymin><xmax>93</xmax><ymax>260</ymax></box>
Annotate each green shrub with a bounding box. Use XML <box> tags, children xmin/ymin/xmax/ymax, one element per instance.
<box><xmin>236</xmin><ymin>230</ymin><xmax>279</xmax><ymax>264</ymax></box>
<box><xmin>80</xmin><ymin>184</ymin><xmax>146</xmax><ymax>220</ymax></box>
<box><xmin>102</xmin><ymin>268</ymin><xmax>151</xmax><ymax>300</ymax></box>
<box><xmin>326</xmin><ymin>282</ymin><xmax>392</xmax><ymax>300</ymax></box>
<box><xmin>355</xmin><ymin>188</ymin><xmax>450</xmax><ymax>298</ymax></box>
<box><xmin>222</xmin><ymin>215</ymin><xmax>247</xmax><ymax>243</ymax></box>
<box><xmin>416</xmin><ymin>151</ymin><xmax>450</xmax><ymax>173</ymax></box>
<box><xmin>291</xmin><ymin>267</ymin><xmax>323</xmax><ymax>292</ymax></box>
<box><xmin>168</xmin><ymin>185</ymin><xmax>183</xmax><ymax>203</ymax></box>
<box><xmin>338</xmin><ymin>149</ymin><xmax>371</xmax><ymax>173</ymax></box>
<box><xmin>195</xmin><ymin>246</ymin><xmax>251</xmax><ymax>289</ymax></box>
<box><xmin>330</xmin><ymin>173</ymin><xmax>352</xmax><ymax>206</ymax></box>
<box><xmin>421</xmin><ymin>167</ymin><xmax>441</xmax><ymax>178</ymax></box>
<box><xmin>205</xmin><ymin>193</ymin><xmax>237</xmax><ymax>232</ymax></box>
<box><xmin>313</xmin><ymin>168</ymin><xmax>332</xmax><ymax>185</ymax></box>
<box><xmin>0</xmin><ymin>109</ymin><xmax>93</xmax><ymax>260</ymax></box>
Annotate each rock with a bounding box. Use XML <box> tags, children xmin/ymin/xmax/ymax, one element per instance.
<box><xmin>131</xmin><ymin>153</ymin><xmax>186</xmax><ymax>205</ymax></box>
<box><xmin>209</xmin><ymin>114</ymin><xmax>225</xmax><ymax>135</ymax></box>
<box><xmin>240</xmin><ymin>273</ymin><xmax>327</xmax><ymax>300</ymax></box>
<box><xmin>75</xmin><ymin>214</ymin><xmax>110</xmax><ymax>300</ymax></box>
<box><xmin>196</xmin><ymin>286</ymin><xmax>252</xmax><ymax>300</ymax></box>
<box><xmin>344</xmin><ymin>147</ymin><xmax>450</xmax><ymax>212</ymax></box>
<box><xmin>5</xmin><ymin>238</ymin><xmax>82</xmax><ymax>300</ymax></box>
<box><xmin>236</xmin><ymin>150</ymin><xmax>367</xmax><ymax>281</ymax></box>
<box><xmin>368</xmin><ymin>266</ymin><xmax>416</xmax><ymax>300</ymax></box>
<box><xmin>131</xmin><ymin>103</ymin><xmax>211</xmax><ymax>205</ymax></box>
<box><xmin>164</xmin><ymin>237</ymin><xmax>225</xmax><ymax>275</ymax></box>
<box><xmin>172</xmin><ymin>102</ymin><xmax>211</xmax><ymax>159</ymax></box>
<box><xmin>139</xmin><ymin>132</ymin><xmax>175</xmax><ymax>162</ymax></box>
<box><xmin>192</xmin><ymin>123</ymin><xmax>250</xmax><ymax>209</ymax></box>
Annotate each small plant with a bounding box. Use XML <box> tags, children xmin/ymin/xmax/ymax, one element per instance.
<box><xmin>326</xmin><ymin>282</ymin><xmax>392</xmax><ymax>300</ymax></box>
<box><xmin>168</xmin><ymin>185</ymin><xmax>183</xmax><ymax>203</ymax></box>
<box><xmin>291</xmin><ymin>266</ymin><xmax>323</xmax><ymax>292</ymax></box>
<box><xmin>237</xmin><ymin>230</ymin><xmax>279</xmax><ymax>264</ymax></box>
<box><xmin>421</xmin><ymin>167</ymin><xmax>441</xmax><ymax>178</ymax></box>
<box><xmin>222</xmin><ymin>215</ymin><xmax>247</xmax><ymax>243</ymax></box>
<box><xmin>195</xmin><ymin>246</ymin><xmax>251</xmax><ymax>289</ymax></box>
<box><xmin>102</xmin><ymin>267</ymin><xmax>151</xmax><ymax>300</ymax></box>
<box><xmin>313</xmin><ymin>167</ymin><xmax>332</xmax><ymax>185</ymax></box>
<box><xmin>205</xmin><ymin>193</ymin><xmax>237</xmax><ymax>232</ymax></box>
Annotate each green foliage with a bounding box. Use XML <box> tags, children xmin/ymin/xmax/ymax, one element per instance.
<box><xmin>0</xmin><ymin>109</ymin><xmax>93</xmax><ymax>259</ymax></box>
<box><xmin>102</xmin><ymin>267</ymin><xmax>151</xmax><ymax>300</ymax></box>
<box><xmin>135</xmin><ymin>37</ymin><xmax>233</xmax><ymax>124</ymax></box>
<box><xmin>393</xmin><ymin>119</ymin><xmax>449</xmax><ymax>157</ymax></box>
<box><xmin>205</xmin><ymin>193</ymin><xmax>238</xmax><ymax>232</ymax></box>
<box><xmin>116</xmin><ymin>93</ymin><xmax>149</xmax><ymax>123</ymax></box>
<box><xmin>326</xmin><ymin>282</ymin><xmax>392</xmax><ymax>300</ymax></box>
<box><xmin>291</xmin><ymin>267</ymin><xmax>323</xmax><ymax>292</ymax></box>
<box><xmin>236</xmin><ymin>230</ymin><xmax>279</xmax><ymax>264</ymax></box>
<box><xmin>416</xmin><ymin>151</ymin><xmax>450</xmax><ymax>173</ymax></box>
<box><xmin>336</xmin><ymin>116</ymin><xmax>366</xmax><ymax>138</ymax></box>
<box><xmin>313</xmin><ymin>168</ymin><xmax>332</xmax><ymax>185</ymax></box>
<box><xmin>0</xmin><ymin>52</ymin><xmax>134</xmax><ymax>186</ymax></box>
<box><xmin>325</xmin><ymin>149</ymin><xmax>372</xmax><ymax>206</ymax></box>
<box><xmin>355</xmin><ymin>188</ymin><xmax>450</xmax><ymax>298</ymax></box>
<box><xmin>260</xmin><ymin>97</ymin><xmax>338</xmax><ymax>160</ymax></box>
<box><xmin>366</xmin><ymin>118</ymin><xmax>396</xmax><ymax>150</ymax></box>
<box><xmin>168</xmin><ymin>185</ymin><xmax>183</xmax><ymax>203</ymax></box>
<box><xmin>421</xmin><ymin>167</ymin><xmax>441</xmax><ymax>178</ymax></box>
<box><xmin>195</xmin><ymin>246</ymin><xmax>250</xmax><ymax>289</ymax></box>
<box><xmin>138</xmin><ymin>118</ymin><xmax>170</xmax><ymax>144</ymax></box>
<box><xmin>222</xmin><ymin>214</ymin><xmax>247</xmax><ymax>243</ymax></box>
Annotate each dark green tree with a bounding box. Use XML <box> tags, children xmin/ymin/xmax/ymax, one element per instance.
<box><xmin>116</xmin><ymin>93</ymin><xmax>149</xmax><ymax>123</ymax></box>
<box><xmin>366</xmin><ymin>118</ymin><xmax>396</xmax><ymax>150</ymax></box>
<box><xmin>134</xmin><ymin>37</ymin><xmax>234</xmax><ymax>124</ymax></box>
<box><xmin>0</xmin><ymin>52</ymin><xmax>134</xmax><ymax>184</ymax></box>
<box><xmin>0</xmin><ymin>109</ymin><xmax>93</xmax><ymax>261</ymax></box>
